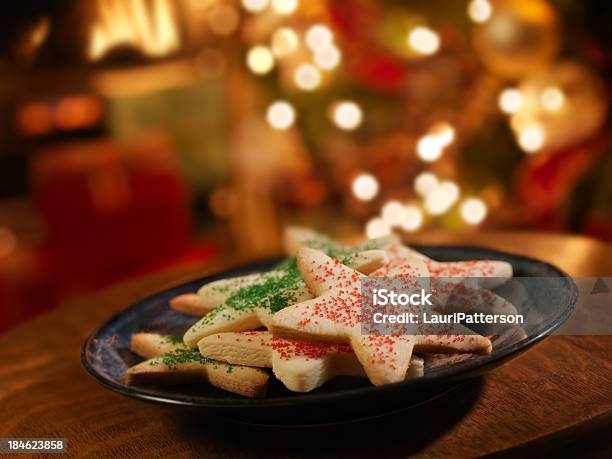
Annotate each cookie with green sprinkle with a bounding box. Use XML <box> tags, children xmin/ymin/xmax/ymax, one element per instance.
<box><xmin>181</xmin><ymin>228</ymin><xmax>398</xmax><ymax>319</ymax></box>
<box><xmin>126</xmin><ymin>333</ymin><xmax>269</xmax><ymax>397</ymax></box>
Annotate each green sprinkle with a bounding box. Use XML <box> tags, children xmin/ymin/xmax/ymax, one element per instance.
<box><xmin>152</xmin><ymin>349</ymin><xmax>215</xmax><ymax>369</ymax></box>
<box><xmin>159</xmin><ymin>335</ymin><xmax>183</xmax><ymax>345</ymax></box>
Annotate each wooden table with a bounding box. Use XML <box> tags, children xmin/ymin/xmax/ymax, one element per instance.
<box><xmin>0</xmin><ymin>232</ymin><xmax>610</xmax><ymax>458</ymax></box>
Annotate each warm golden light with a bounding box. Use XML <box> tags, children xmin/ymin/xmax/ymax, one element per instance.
<box><xmin>414</xmin><ymin>172</ymin><xmax>439</xmax><ymax>197</ymax></box>
<box><xmin>89</xmin><ymin>0</ymin><xmax>180</xmax><ymax>61</ymax></box>
<box><xmin>241</xmin><ymin>0</ymin><xmax>268</xmax><ymax>13</ymax></box>
<box><xmin>314</xmin><ymin>45</ymin><xmax>341</xmax><ymax>70</ymax></box>
<box><xmin>540</xmin><ymin>86</ymin><xmax>565</xmax><ymax>112</ymax></box>
<box><xmin>468</xmin><ymin>0</ymin><xmax>492</xmax><ymax>23</ymax></box>
<box><xmin>331</xmin><ymin>101</ymin><xmax>363</xmax><ymax>130</ymax></box>
<box><xmin>499</xmin><ymin>88</ymin><xmax>524</xmax><ymax>114</ymax></box>
<box><xmin>271</xmin><ymin>0</ymin><xmax>298</xmax><ymax>15</ymax></box>
<box><xmin>305</xmin><ymin>24</ymin><xmax>333</xmax><ymax>51</ymax></box>
<box><xmin>417</xmin><ymin>136</ymin><xmax>443</xmax><ymax>162</ymax></box>
<box><xmin>247</xmin><ymin>45</ymin><xmax>275</xmax><ymax>74</ymax></box>
<box><xmin>430</xmin><ymin>122</ymin><xmax>455</xmax><ymax>147</ymax></box>
<box><xmin>381</xmin><ymin>201</ymin><xmax>405</xmax><ymax>226</ymax></box>
<box><xmin>352</xmin><ymin>174</ymin><xmax>379</xmax><ymax>201</ymax></box>
<box><xmin>266</xmin><ymin>101</ymin><xmax>296</xmax><ymax>130</ymax></box>
<box><xmin>407</xmin><ymin>26</ymin><xmax>440</xmax><ymax>55</ymax></box>
<box><xmin>518</xmin><ymin>125</ymin><xmax>545</xmax><ymax>153</ymax></box>
<box><xmin>460</xmin><ymin>198</ymin><xmax>488</xmax><ymax>225</ymax></box>
<box><xmin>294</xmin><ymin>64</ymin><xmax>321</xmax><ymax>90</ymax></box>
<box><xmin>366</xmin><ymin>217</ymin><xmax>391</xmax><ymax>239</ymax></box>
<box><xmin>424</xmin><ymin>181</ymin><xmax>460</xmax><ymax>215</ymax></box>
<box><xmin>271</xmin><ymin>27</ymin><xmax>299</xmax><ymax>57</ymax></box>
<box><xmin>400</xmin><ymin>205</ymin><xmax>424</xmax><ymax>232</ymax></box>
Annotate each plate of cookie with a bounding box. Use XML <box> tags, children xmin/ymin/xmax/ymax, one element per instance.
<box><xmin>82</xmin><ymin>228</ymin><xmax>577</xmax><ymax>425</ymax></box>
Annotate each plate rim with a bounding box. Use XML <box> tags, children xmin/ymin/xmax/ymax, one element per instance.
<box><xmin>81</xmin><ymin>244</ymin><xmax>578</xmax><ymax>409</ymax></box>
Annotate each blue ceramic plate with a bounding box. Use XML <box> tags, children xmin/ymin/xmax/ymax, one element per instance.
<box><xmin>82</xmin><ymin>246</ymin><xmax>577</xmax><ymax>425</ymax></box>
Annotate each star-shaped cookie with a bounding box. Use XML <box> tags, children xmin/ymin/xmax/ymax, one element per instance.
<box><xmin>397</xmin><ymin>245</ymin><xmax>513</xmax><ymax>289</ymax></box>
<box><xmin>198</xmin><ymin>331</ymin><xmax>424</xmax><ymax>392</ymax></box>
<box><xmin>270</xmin><ymin>248</ymin><xmax>492</xmax><ymax>386</ymax></box>
<box><xmin>382</xmin><ymin>245</ymin><xmax>518</xmax><ymax>320</ymax></box>
<box><xmin>171</xmin><ymin>229</ymin><xmax>398</xmax><ymax>318</ymax></box>
<box><xmin>183</xmin><ymin>249</ymin><xmax>389</xmax><ymax>347</ymax></box>
<box><xmin>125</xmin><ymin>333</ymin><xmax>269</xmax><ymax>397</ymax></box>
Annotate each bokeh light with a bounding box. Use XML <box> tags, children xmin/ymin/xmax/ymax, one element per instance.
<box><xmin>271</xmin><ymin>0</ymin><xmax>298</xmax><ymax>15</ymax></box>
<box><xmin>408</xmin><ymin>26</ymin><xmax>440</xmax><ymax>55</ymax></box>
<box><xmin>266</xmin><ymin>101</ymin><xmax>296</xmax><ymax>130</ymax></box>
<box><xmin>246</xmin><ymin>46</ymin><xmax>275</xmax><ymax>74</ymax></box>
<box><xmin>352</xmin><ymin>174</ymin><xmax>379</xmax><ymax>201</ymax></box>
<box><xmin>400</xmin><ymin>205</ymin><xmax>424</xmax><ymax>232</ymax></box>
<box><xmin>499</xmin><ymin>89</ymin><xmax>524</xmax><ymax>114</ymax></box>
<box><xmin>468</xmin><ymin>0</ymin><xmax>492</xmax><ymax>23</ymax></box>
<box><xmin>271</xmin><ymin>27</ymin><xmax>299</xmax><ymax>57</ymax></box>
<box><xmin>241</xmin><ymin>0</ymin><xmax>268</xmax><ymax>13</ymax></box>
<box><xmin>460</xmin><ymin>198</ymin><xmax>488</xmax><ymax>225</ymax></box>
<box><xmin>294</xmin><ymin>64</ymin><xmax>321</xmax><ymax>90</ymax></box>
<box><xmin>366</xmin><ymin>217</ymin><xmax>391</xmax><ymax>239</ymax></box>
<box><xmin>305</xmin><ymin>25</ymin><xmax>333</xmax><ymax>51</ymax></box>
<box><xmin>331</xmin><ymin>101</ymin><xmax>363</xmax><ymax>130</ymax></box>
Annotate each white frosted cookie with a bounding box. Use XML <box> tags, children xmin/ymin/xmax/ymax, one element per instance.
<box><xmin>198</xmin><ymin>331</ymin><xmax>424</xmax><ymax>392</ymax></box>
<box><xmin>126</xmin><ymin>333</ymin><xmax>269</xmax><ymax>397</ymax></box>
<box><xmin>183</xmin><ymin>249</ymin><xmax>389</xmax><ymax>348</ymax></box>
<box><xmin>270</xmin><ymin>248</ymin><xmax>432</xmax><ymax>386</ymax></box>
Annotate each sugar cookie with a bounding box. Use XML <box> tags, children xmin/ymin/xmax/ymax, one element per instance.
<box><xmin>382</xmin><ymin>245</ymin><xmax>518</xmax><ymax>321</ymax></box>
<box><xmin>126</xmin><ymin>333</ymin><xmax>269</xmax><ymax>397</ymax></box>
<box><xmin>270</xmin><ymin>248</ymin><xmax>431</xmax><ymax>385</ymax></box>
<box><xmin>194</xmin><ymin>230</ymin><xmax>398</xmax><ymax>315</ymax></box>
<box><xmin>183</xmin><ymin>249</ymin><xmax>389</xmax><ymax>347</ymax></box>
<box><xmin>198</xmin><ymin>331</ymin><xmax>424</xmax><ymax>392</ymax></box>
<box><xmin>397</xmin><ymin>245</ymin><xmax>513</xmax><ymax>288</ymax></box>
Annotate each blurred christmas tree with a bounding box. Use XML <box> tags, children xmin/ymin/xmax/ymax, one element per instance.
<box><xmin>212</xmin><ymin>0</ymin><xmax>611</xmax><ymax>242</ymax></box>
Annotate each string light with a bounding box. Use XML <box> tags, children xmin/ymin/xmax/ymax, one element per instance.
<box><xmin>314</xmin><ymin>45</ymin><xmax>341</xmax><ymax>70</ymax></box>
<box><xmin>381</xmin><ymin>201</ymin><xmax>405</xmax><ymax>226</ymax></box>
<box><xmin>352</xmin><ymin>173</ymin><xmax>379</xmax><ymax>201</ymax></box>
<box><xmin>246</xmin><ymin>46</ymin><xmax>274</xmax><ymax>74</ymax></box>
<box><xmin>331</xmin><ymin>101</ymin><xmax>363</xmax><ymax>130</ymax></box>
<box><xmin>499</xmin><ymin>89</ymin><xmax>524</xmax><ymax>114</ymax></box>
<box><xmin>366</xmin><ymin>217</ymin><xmax>391</xmax><ymax>239</ymax></box>
<box><xmin>518</xmin><ymin>125</ymin><xmax>545</xmax><ymax>153</ymax></box>
<box><xmin>400</xmin><ymin>205</ymin><xmax>424</xmax><ymax>232</ymax></box>
<box><xmin>414</xmin><ymin>172</ymin><xmax>439</xmax><ymax>197</ymax></box>
<box><xmin>407</xmin><ymin>26</ymin><xmax>440</xmax><ymax>55</ymax></box>
<box><xmin>540</xmin><ymin>86</ymin><xmax>565</xmax><ymax>112</ymax></box>
<box><xmin>271</xmin><ymin>0</ymin><xmax>298</xmax><ymax>15</ymax></box>
<box><xmin>266</xmin><ymin>101</ymin><xmax>295</xmax><ymax>130</ymax></box>
<box><xmin>424</xmin><ymin>180</ymin><xmax>460</xmax><ymax>215</ymax></box>
<box><xmin>305</xmin><ymin>24</ymin><xmax>333</xmax><ymax>51</ymax></box>
<box><xmin>460</xmin><ymin>198</ymin><xmax>488</xmax><ymax>225</ymax></box>
<box><xmin>468</xmin><ymin>0</ymin><xmax>492</xmax><ymax>23</ymax></box>
<box><xmin>271</xmin><ymin>27</ymin><xmax>299</xmax><ymax>57</ymax></box>
<box><xmin>430</xmin><ymin>122</ymin><xmax>455</xmax><ymax>147</ymax></box>
<box><xmin>417</xmin><ymin>135</ymin><xmax>444</xmax><ymax>162</ymax></box>
<box><xmin>241</xmin><ymin>0</ymin><xmax>268</xmax><ymax>13</ymax></box>
<box><xmin>294</xmin><ymin>64</ymin><xmax>321</xmax><ymax>90</ymax></box>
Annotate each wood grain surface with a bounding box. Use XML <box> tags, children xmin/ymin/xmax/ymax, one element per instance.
<box><xmin>0</xmin><ymin>232</ymin><xmax>610</xmax><ymax>458</ymax></box>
